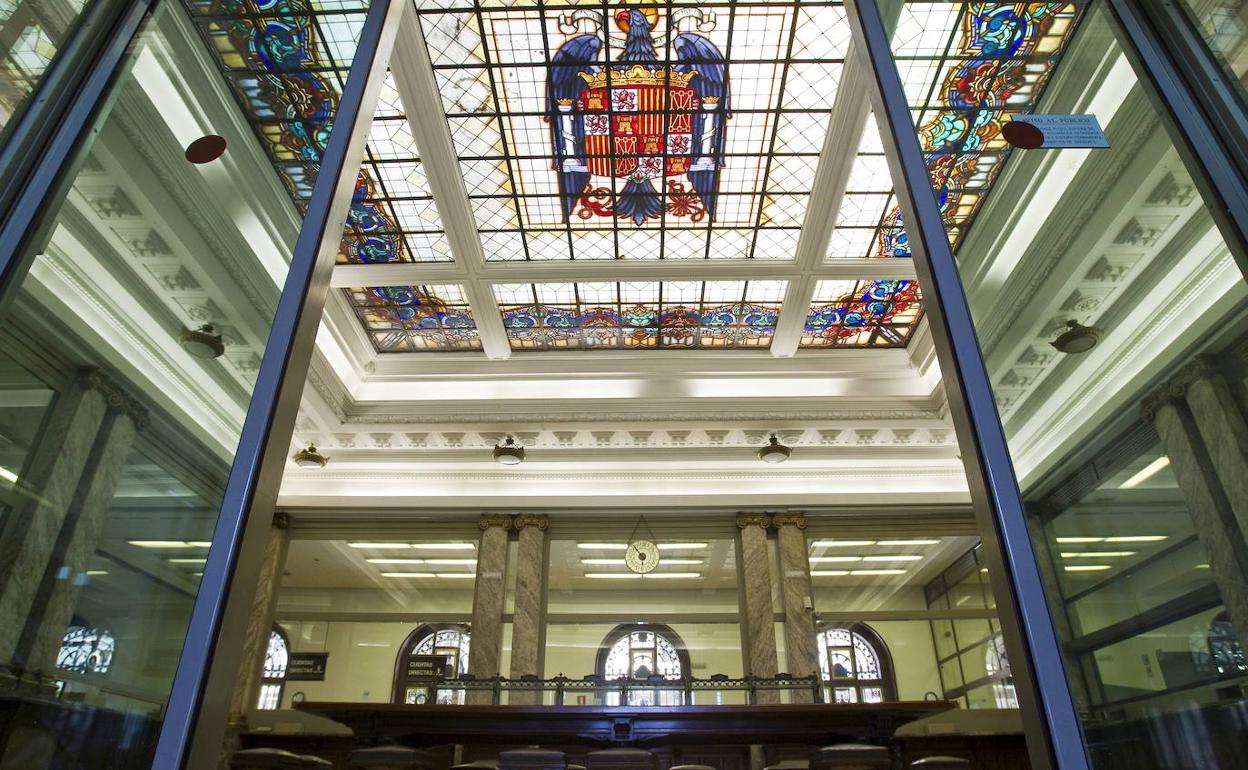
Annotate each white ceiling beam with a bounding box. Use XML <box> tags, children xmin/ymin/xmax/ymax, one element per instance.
<box><xmin>329</xmin><ymin>255</ymin><xmax>916</xmax><ymax>288</ymax></box>
<box><xmin>390</xmin><ymin>12</ymin><xmax>511</xmax><ymax>360</ymax></box>
<box><xmin>770</xmin><ymin>51</ymin><xmax>873</xmax><ymax>357</ymax></box>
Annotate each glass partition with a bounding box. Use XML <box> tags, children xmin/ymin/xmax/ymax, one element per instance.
<box><xmin>0</xmin><ymin>0</ymin><xmax>94</xmax><ymax>144</ymax></box>
<box><xmin>878</xmin><ymin>0</ymin><xmax>1248</xmax><ymax>764</ymax></box>
<box><xmin>0</xmin><ymin>0</ymin><xmax>370</xmax><ymax>764</ymax></box>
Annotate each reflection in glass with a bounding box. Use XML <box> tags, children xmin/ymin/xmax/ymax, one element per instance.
<box><xmin>0</xmin><ymin>0</ymin><xmax>92</xmax><ymax>143</ymax></box>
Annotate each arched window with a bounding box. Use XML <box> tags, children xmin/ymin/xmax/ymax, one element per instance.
<box><xmin>984</xmin><ymin>632</ymin><xmax>1018</xmax><ymax>708</ymax></box>
<box><xmin>595</xmin><ymin>624</ymin><xmax>691</xmax><ymax>706</ymax></box>
<box><xmin>1207</xmin><ymin>611</ymin><xmax>1247</xmax><ymax>675</ymax></box>
<box><xmin>257</xmin><ymin>627</ymin><xmax>289</xmax><ymax>710</ymax></box>
<box><xmin>56</xmin><ymin>625</ymin><xmax>115</xmax><ymax>675</ymax></box>
<box><xmin>816</xmin><ymin>623</ymin><xmax>895</xmax><ymax>703</ymax></box>
<box><xmin>393</xmin><ymin>624</ymin><xmax>471</xmax><ymax>704</ymax></box>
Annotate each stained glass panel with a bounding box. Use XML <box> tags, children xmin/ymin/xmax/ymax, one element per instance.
<box><xmin>184</xmin><ymin>0</ymin><xmax>370</xmax><ymax>207</ymax></box>
<box><xmin>414</xmin><ymin>0</ymin><xmax>848</xmax><ymax>260</ymax></box>
<box><xmin>800</xmin><ymin>279</ymin><xmax>923</xmax><ymax>348</ymax></box>
<box><xmin>826</xmin><ymin>2</ymin><xmax>1085</xmax><ymax>259</ymax></box>
<box><xmin>494</xmin><ymin>280</ymin><xmax>785</xmax><ymax>351</ymax></box>
<box><xmin>56</xmin><ymin>626</ymin><xmax>115</xmax><ymax>675</ymax></box>
<box><xmin>345</xmin><ymin>284</ymin><xmax>481</xmax><ymax>353</ymax></box>
<box><xmin>817</xmin><ymin>625</ymin><xmax>886</xmax><ymax>703</ymax></box>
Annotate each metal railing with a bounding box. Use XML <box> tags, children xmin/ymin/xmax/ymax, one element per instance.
<box><xmin>406</xmin><ymin>674</ymin><xmax>826</xmax><ymax>706</ymax></box>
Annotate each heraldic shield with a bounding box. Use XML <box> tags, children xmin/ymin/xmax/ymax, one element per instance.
<box><xmin>546</xmin><ymin>5</ymin><xmax>730</xmax><ymax>225</ymax></box>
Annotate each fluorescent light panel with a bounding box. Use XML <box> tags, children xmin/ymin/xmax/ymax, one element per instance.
<box><xmin>1060</xmin><ymin>551</ymin><xmax>1136</xmax><ymax>558</ymax></box>
<box><xmin>0</xmin><ymin>466</ymin><xmax>17</xmax><ymax>483</ymax></box>
<box><xmin>580</xmin><ymin>558</ymin><xmax>702</xmax><ymax>566</ymax></box>
<box><xmin>1119</xmin><ymin>457</ymin><xmax>1171</xmax><ymax>489</ymax></box>
<box><xmin>130</xmin><ymin>540</ymin><xmax>211</xmax><ymax>549</ymax></box>
<box><xmin>167</xmin><ymin>558</ymin><xmax>207</xmax><ymax>565</ymax></box>
<box><xmin>1055</xmin><ymin>535</ymin><xmax>1167</xmax><ymax>544</ymax></box>
<box><xmin>1064</xmin><ymin>565</ymin><xmax>1111</xmax><ymax>572</ymax></box>
<box><xmin>576</xmin><ymin>543</ymin><xmax>707</xmax><ymax>550</ymax></box>
<box><xmin>811</xmin><ymin>569</ymin><xmax>908</xmax><ymax>577</ymax></box>
<box><xmin>381</xmin><ymin>572</ymin><xmax>476</xmax><ymax>579</ymax></box>
<box><xmin>584</xmin><ymin>572</ymin><xmax>702</xmax><ymax>579</ymax></box>
<box><xmin>349</xmin><ymin>542</ymin><xmax>476</xmax><ymax>549</ymax></box>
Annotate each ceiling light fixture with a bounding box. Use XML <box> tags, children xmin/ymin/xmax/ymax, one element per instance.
<box><xmin>411</xmin><ymin>543</ymin><xmax>476</xmax><ymax>550</ymax></box>
<box><xmin>811</xmin><ymin>540</ymin><xmax>875</xmax><ymax>548</ymax></box>
<box><xmin>811</xmin><ymin>570</ymin><xmax>851</xmax><ymax>577</ymax></box>
<box><xmin>424</xmin><ymin>558</ymin><xmax>477</xmax><ymax>565</ymax></box>
<box><xmin>129</xmin><ymin>540</ymin><xmax>211</xmax><ymax>549</ymax></box>
<box><xmin>1060</xmin><ymin>551</ymin><xmax>1136</xmax><ymax>558</ymax></box>
<box><xmin>167</xmin><ymin>558</ymin><xmax>207</xmax><ymax>565</ymax></box>
<box><xmin>1064</xmin><ymin>565</ymin><xmax>1112</xmax><ymax>572</ymax></box>
<box><xmin>811</xmin><ymin>556</ymin><xmax>862</xmax><ymax>563</ymax></box>
<box><xmin>581</xmin><ymin>558</ymin><xmax>703</xmax><ymax>566</ymax></box>
<box><xmin>493</xmin><ymin>436</ymin><xmax>525</xmax><ymax>465</ymax></box>
<box><xmin>643</xmin><ymin>572</ymin><xmax>701</xmax><ymax>579</ymax></box>
<box><xmin>435</xmin><ymin>572</ymin><xmax>476</xmax><ymax>579</ymax></box>
<box><xmin>1050</xmin><ymin>320</ymin><xmax>1102</xmax><ymax>354</ymax></box>
<box><xmin>367</xmin><ymin>558</ymin><xmax>425</xmax><ymax>564</ymax></box>
<box><xmin>850</xmin><ymin>569</ymin><xmax>907</xmax><ymax>576</ymax></box>
<box><xmin>1054</xmin><ymin>537</ymin><xmax>1102</xmax><ymax>544</ymax></box>
<box><xmin>178</xmin><ymin>324</ymin><xmax>225</xmax><ymax>359</ymax></box>
<box><xmin>879</xmin><ymin>539</ymin><xmax>940</xmax><ymax>546</ymax></box>
<box><xmin>0</xmin><ymin>466</ymin><xmax>17</xmax><ymax>484</ymax></box>
<box><xmin>1105</xmin><ymin>535</ymin><xmax>1168</xmax><ymax>543</ymax></box>
<box><xmin>348</xmin><ymin>542</ymin><xmax>410</xmax><ymax>549</ymax></box>
<box><xmin>381</xmin><ymin>572</ymin><xmax>437</xmax><ymax>578</ymax></box>
<box><xmin>862</xmin><ymin>554</ymin><xmax>923</xmax><ymax>562</ymax></box>
<box><xmin>292</xmin><ymin>444</ymin><xmax>329</xmax><ymax>468</ymax></box>
<box><xmin>1119</xmin><ymin>457</ymin><xmax>1171</xmax><ymax>489</ymax></box>
<box><xmin>658</xmin><ymin>543</ymin><xmax>708</xmax><ymax>550</ymax></box>
<box><xmin>757</xmin><ymin>434</ymin><xmax>791</xmax><ymax>463</ymax></box>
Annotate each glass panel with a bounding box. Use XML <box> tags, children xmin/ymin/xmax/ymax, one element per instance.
<box><xmin>0</xmin><ymin>0</ymin><xmax>370</xmax><ymax>764</ymax></box>
<box><xmin>885</xmin><ymin>0</ymin><xmax>1248</xmax><ymax>761</ymax></box>
<box><xmin>1177</xmin><ymin>0</ymin><xmax>1248</xmax><ymax>102</ymax></box>
<box><xmin>0</xmin><ymin>0</ymin><xmax>93</xmax><ymax>145</ymax></box>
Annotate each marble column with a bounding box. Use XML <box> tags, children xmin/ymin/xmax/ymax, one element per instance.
<box><xmin>0</xmin><ymin>369</ymin><xmax>109</xmax><ymax>667</ymax></box>
<box><xmin>1182</xmin><ymin>359</ymin><xmax>1248</xmax><ymax>532</ymax></box>
<box><xmin>20</xmin><ymin>395</ymin><xmax>145</xmax><ymax>674</ymax></box>
<box><xmin>218</xmin><ymin>512</ymin><xmax>291</xmax><ymax>769</ymax></box>
<box><xmin>736</xmin><ymin>513</ymin><xmax>779</xmax><ymax>703</ymax></box>
<box><xmin>773</xmin><ymin>513</ymin><xmax>816</xmax><ymax>702</ymax></box>
<box><xmin>469</xmin><ymin>514</ymin><xmax>510</xmax><ymax>703</ymax></box>
<box><xmin>1146</xmin><ymin>393</ymin><xmax>1248</xmax><ymax>649</ymax></box>
<box><xmin>1025</xmin><ymin>510</ymin><xmax>1092</xmax><ymax>714</ymax></box>
<box><xmin>508</xmin><ymin>514</ymin><xmax>548</xmax><ymax>705</ymax></box>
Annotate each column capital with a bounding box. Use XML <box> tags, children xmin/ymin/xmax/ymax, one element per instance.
<box><xmin>736</xmin><ymin>512</ymin><xmax>771</xmax><ymax>530</ymax></box>
<box><xmin>513</xmin><ymin>513</ymin><xmax>548</xmax><ymax>531</ymax></box>
<box><xmin>272</xmin><ymin>511</ymin><xmax>291</xmax><ymax>530</ymax></box>
<box><xmin>771</xmin><ymin>512</ymin><xmax>806</xmax><ymax>529</ymax></box>
<box><xmin>1142</xmin><ymin>356</ymin><xmax>1226</xmax><ymax>419</ymax></box>
<box><xmin>77</xmin><ymin>367</ymin><xmax>150</xmax><ymax>429</ymax></box>
<box><xmin>479</xmin><ymin>513</ymin><xmax>513</xmax><ymax>531</ymax></box>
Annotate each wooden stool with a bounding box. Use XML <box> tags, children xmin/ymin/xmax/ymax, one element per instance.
<box><xmin>815</xmin><ymin>744</ymin><xmax>890</xmax><ymax>770</ymax></box>
<box><xmin>350</xmin><ymin>746</ymin><xmax>440</xmax><ymax>769</ymax></box>
<box><xmin>585</xmin><ymin>748</ymin><xmax>655</xmax><ymax>770</ymax></box>
<box><xmin>499</xmin><ymin>749</ymin><xmax>567</xmax><ymax>770</ymax></box>
<box><xmin>910</xmin><ymin>758</ymin><xmax>970</xmax><ymax>769</ymax></box>
<box><xmin>231</xmin><ymin>748</ymin><xmax>333</xmax><ymax>768</ymax></box>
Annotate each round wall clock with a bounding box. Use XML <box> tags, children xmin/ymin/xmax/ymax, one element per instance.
<box><xmin>625</xmin><ymin>540</ymin><xmax>660</xmax><ymax>574</ymax></box>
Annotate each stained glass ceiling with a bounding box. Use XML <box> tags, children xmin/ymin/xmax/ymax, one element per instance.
<box><xmin>191</xmin><ymin>0</ymin><xmax>1087</xmax><ymax>354</ymax></box>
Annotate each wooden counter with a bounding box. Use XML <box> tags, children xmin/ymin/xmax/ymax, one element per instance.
<box><xmin>294</xmin><ymin>702</ymin><xmax>955</xmax><ymax>748</ymax></box>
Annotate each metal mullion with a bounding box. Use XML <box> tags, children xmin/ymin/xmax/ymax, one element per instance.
<box><xmin>151</xmin><ymin>0</ymin><xmax>405</xmax><ymax>766</ymax></box>
<box><xmin>702</xmin><ymin>0</ymin><xmax>739</xmax><ymax>260</ymax></box>
<box><xmin>845</xmin><ymin>0</ymin><xmax>1088</xmax><ymax>766</ymax></box>
<box><xmin>470</xmin><ymin>3</ymin><xmax>531</xmax><ymax>262</ymax></box>
<box><xmin>748</xmin><ymin>6</ymin><xmax>803</xmax><ymax>260</ymax></box>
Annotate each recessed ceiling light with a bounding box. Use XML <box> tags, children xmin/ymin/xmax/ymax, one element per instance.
<box><xmin>811</xmin><ymin>570</ymin><xmax>850</xmax><ymax>577</ymax></box>
<box><xmin>1060</xmin><ymin>551</ymin><xmax>1136</xmax><ymax>558</ymax></box>
<box><xmin>811</xmin><ymin>540</ymin><xmax>875</xmax><ymax>548</ymax></box>
<box><xmin>850</xmin><ymin>569</ymin><xmax>906</xmax><ymax>576</ymax></box>
<box><xmin>435</xmin><ymin>573</ymin><xmax>476</xmax><ymax>579</ymax></box>
<box><xmin>167</xmin><ymin>558</ymin><xmax>207</xmax><ymax>565</ymax></box>
<box><xmin>367</xmin><ymin>558</ymin><xmax>425</xmax><ymax>564</ymax></box>
<box><xmin>862</xmin><ymin>555</ymin><xmax>923</xmax><ymax>562</ymax></box>
<box><xmin>493</xmin><ymin>437</ymin><xmax>525</xmax><ymax>465</ymax></box>
<box><xmin>658</xmin><ymin>543</ymin><xmax>708</xmax><ymax>550</ymax></box>
<box><xmin>757</xmin><ymin>434</ymin><xmax>791</xmax><ymax>463</ymax></box>
<box><xmin>411</xmin><ymin>543</ymin><xmax>476</xmax><ymax>550</ymax></box>
<box><xmin>348</xmin><ymin>543</ymin><xmax>410</xmax><ymax>549</ymax></box>
<box><xmin>1105</xmin><ymin>535</ymin><xmax>1168</xmax><ymax>543</ymax></box>
<box><xmin>0</xmin><ymin>466</ymin><xmax>18</xmax><ymax>483</ymax></box>
<box><xmin>1055</xmin><ymin>537</ymin><xmax>1103</xmax><ymax>544</ymax></box>
<box><xmin>85</xmin><ymin>570</ymin><xmax>108</xmax><ymax>576</ymax></box>
<box><xmin>425</xmin><ymin>559</ymin><xmax>477</xmax><ymax>565</ymax></box>
<box><xmin>292</xmin><ymin>445</ymin><xmax>329</xmax><ymax>468</ymax></box>
<box><xmin>1064</xmin><ymin>565</ymin><xmax>1112</xmax><ymax>572</ymax></box>
<box><xmin>810</xmin><ymin>556</ymin><xmax>861</xmax><ymax>563</ymax></box>
<box><xmin>642</xmin><ymin>572</ymin><xmax>701</xmax><ymax>579</ymax></box>
<box><xmin>178</xmin><ymin>324</ymin><xmax>225</xmax><ymax>359</ymax></box>
<box><xmin>381</xmin><ymin>572</ymin><xmax>437</xmax><ymax>578</ymax></box>
<box><xmin>1120</xmin><ymin>457</ymin><xmax>1170</xmax><ymax>489</ymax></box>
<box><xmin>878</xmin><ymin>539</ymin><xmax>940</xmax><ymax>546</ymax></box>
<box><xmin>130</xmin><ymin>540</ymin><xmax>210</xmax><ymax>549</ymax></box>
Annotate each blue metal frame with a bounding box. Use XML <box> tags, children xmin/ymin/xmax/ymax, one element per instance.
<box><xmin>842</xmin><ymin>0</ymin><xmax>1090</xmax><ymax>767</ymax></box>
<box><xmin>150</xmin><ymin>0</ymin><xmax>405</xmax><ymax>765</ymax></box>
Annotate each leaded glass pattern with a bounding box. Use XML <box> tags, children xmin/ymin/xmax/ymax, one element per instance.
<box><xmin>341</xmin><ymin>72</ymin><xmax>453</xmax><ymax>263</ymax></box>
<box><xmin>602</xmin><ymin>628</ymin><xmax>684</xmax><ymax>706</ymax></box>
<box><xmin>817</xmin><ymin>626</ymin><xmax>885</xmax><ymax>704</ymax></box>
<box><xmin>826</xmin><ymin>2</ymin><xmax>1085</xmax><ymax>259</ymax></box>
<box><xmin>183</xmin><ymin>0</ymin><xmax>370</xmax><ymax>207</ymax></box>
<box><xmin>404</xmin><ymin>626</ymin><xmax>471</xmax><ymax>705</ymax></box>
<box><xmin>56</xmin><ymin>626</ymin><xmax>115</xmax><ymax>675</ymax></box>
<box><xmin>494</xmin><ymin>280</ymin><xmax>785</xmax><ymax>350</ymax></box>
<box><xmin>800</xmin><ymin>279</ymin><xmax>922</xmax><ymax>348</ymax></box>
<box><xmin>257</xmin><ymin>628</ymin><xmax>289</xmax><ymax>710</ymax></box>
<box><xmin>414</xmin><ymin>0</ymin><xmax>849</xmax><ymax>261</ymax></box>
<box><xmin>345</xmin><ymin>284</ymin><xmax>481</xmax><ymax>352</ymax></box>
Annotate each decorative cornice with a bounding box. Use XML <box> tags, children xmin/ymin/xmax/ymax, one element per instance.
<box><xmin>479</xmin><ymin>513</ymin><xmax>513</xmax><ymax>531</ymax></box>
<box><xmin>771</xmin><ymin>512</ymin><xmax>806</xmax><ymax>529</ymax></box>
<box><xmin>736</xmin><ymin>513</ymin><xmax>771</xmax><ymax>530</ymax></box>
<box><xmin>513</xmin><ymin>513</ymin><xmax>549</xmax><ymax>531</ymax></box>
<box><xmin>339</xmin><ymin>409</ymin><xmax>942</xmax><ymax>425</ymax></box>
<box><xmin>78</xmin><ymin>367</ymin><xmax>150</xmax><ymax>429</ymax></box>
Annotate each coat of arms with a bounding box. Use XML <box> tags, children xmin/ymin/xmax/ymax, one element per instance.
<box><xmin>546</xmin><ymin>4</ymin><xmax>730</xmax><ymax>225</ymax></box>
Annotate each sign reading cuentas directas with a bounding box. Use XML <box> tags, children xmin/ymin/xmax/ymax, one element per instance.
<box><xmin>406</xmin><ymin>654</ymin><xmax>452</xmax><ymax>680</ymax></box>
<box><xmin>286</xmin><ymin>652</ymin><xmax>329</xmax><ymax>681</ymax></box>
<box><xmin>1002</xmin><ymin>114</ymin><xmax>1110</xmax><ymax>149</ymax></box>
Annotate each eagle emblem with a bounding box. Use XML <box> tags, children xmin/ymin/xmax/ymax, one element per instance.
<box><xmin>546</xmin><ymin>5</ymin><xmax>730</xmax><ymax>225</ymax></box>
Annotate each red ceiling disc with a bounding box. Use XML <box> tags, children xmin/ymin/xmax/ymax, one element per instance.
<box><xmin>185</xmin><ymin>134</ymin><xmax>228</xmax><ymax>164</ymax></box>
<box><xmin>1001</xmin><ymin>120</ymin><xmax>1045</xmax><ymax>150</ymax></box>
